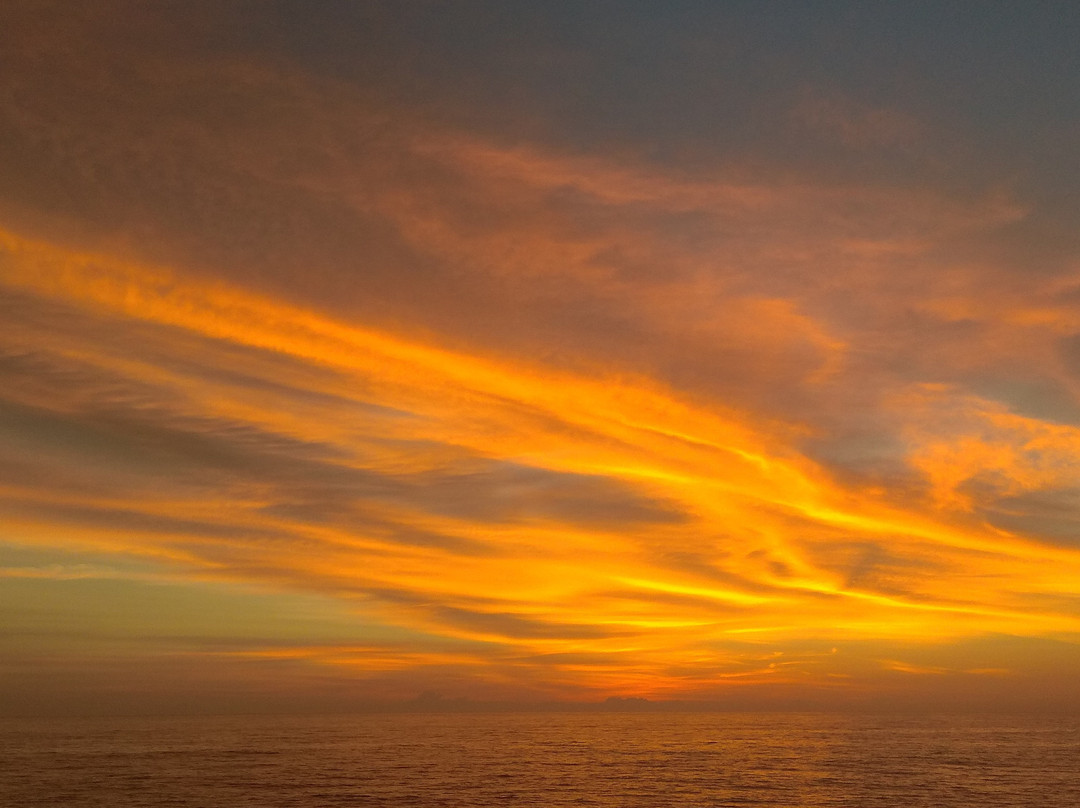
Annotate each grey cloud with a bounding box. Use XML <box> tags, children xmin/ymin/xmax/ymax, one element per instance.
<box><xmin>399</xmin><ymin>462</ymin><xmax>687</xmax><ymax>528</ymax></box>
<box><xmin>258</xmin><ymin>502</ymin><xmax>497</xmax><ymax>558</ymax></box>
<box><xmin>986</xmin><ymin>489</ymin><xmax>1080</xmax><ymax>548</ymax></box>
<box><xmin>431</xmin><ymin>606</ymin><xmax>634</xmax><ymax>641</ymax></box>
<box><xmin>0</xmin><ymin>498</ymin><xmax>297</xmax><ymax>547</ymax></box>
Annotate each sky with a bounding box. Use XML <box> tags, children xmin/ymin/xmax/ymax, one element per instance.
<box><xmin>3</xmin><ymin>1</ymin><xmax>1080</xmax><ymax>715</ymax></box>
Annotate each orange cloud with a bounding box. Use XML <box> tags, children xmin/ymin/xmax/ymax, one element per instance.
<box><xmin>3</xmin><ymin>10</ymin><xmax>1080</xmax><ymax>708</ymax></box>
<box><xmin>4</xmin><ymin>223</ymin><xmax>1080</xmax><ymax>702</ymax></box>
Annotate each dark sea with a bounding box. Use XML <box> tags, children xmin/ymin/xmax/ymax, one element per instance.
<box><xmin>2</xmin><ymin>711</ymin><xmax>1078</xmax><ymax>807</ymax></box>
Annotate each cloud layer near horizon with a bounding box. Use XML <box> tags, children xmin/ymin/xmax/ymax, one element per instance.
<box><xmin>3</xmin><ymin>2</ymin><xmax>1080</xmax><ymax>712</ymax></box>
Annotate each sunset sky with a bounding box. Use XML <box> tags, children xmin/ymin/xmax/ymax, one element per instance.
<box><xmin>4</xmin><ymin>1</ymin><xmax>1080</xmax><ymax>715</ymax></box>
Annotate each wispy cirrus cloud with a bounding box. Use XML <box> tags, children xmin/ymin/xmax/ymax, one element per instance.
<box><xmin>3</xmin><ymin>2</ymin><xmax>1080</xmax><ymax>710</ymax></box>
<box><xmin>4</xmin><ymin>216</ymin><xmax>1080</xmax><ymax>704</ymax></box>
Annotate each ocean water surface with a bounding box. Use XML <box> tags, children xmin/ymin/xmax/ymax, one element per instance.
<box><xmin>2</xmin><ymin>711</ymin><xmax>1078</xmax><ymax>807</ymax></box>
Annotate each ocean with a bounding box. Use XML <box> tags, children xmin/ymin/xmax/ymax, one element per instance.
<box><xmin>2</xmin><ymin>711</ymin><xmax>1078</xmax><ymax>807</ymax></box>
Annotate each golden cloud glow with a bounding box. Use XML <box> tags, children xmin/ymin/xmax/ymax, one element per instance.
<box><xmin>3</xmin><ymin>6</ymin><xmax>1080</xmax><ymax>712</ymax></box>
<box><xmin>5</xmin><ymin>220</ymin><xmax>1080</xmax><ymax>702</ymax></box>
